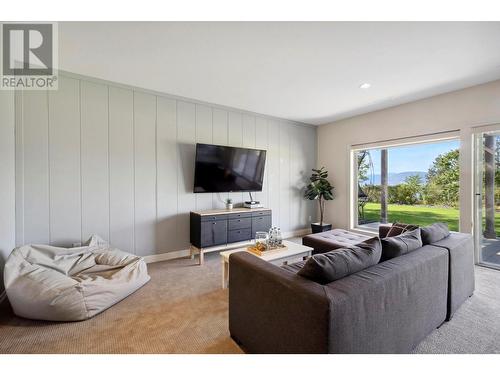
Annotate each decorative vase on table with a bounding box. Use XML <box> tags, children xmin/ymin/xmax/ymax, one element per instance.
<box><xmin>255</xmin><ymin>231</ymin><xmax>268</xmax><ymax>250</ymax></box>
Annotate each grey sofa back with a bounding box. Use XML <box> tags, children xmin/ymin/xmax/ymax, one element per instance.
<box><xmin>229</xmin><ymin>243</ymin><xmax>450</xmax><ymax>353</ymax></box>
<box><xmin>324</xmin><ymin>245</ymin><xmax>448</xmax><ymax>353</ymax></box>
<box><xmin>229</xmin><ymin>251</ymin><xmax>330</xmax><ymax>353</ymax></box>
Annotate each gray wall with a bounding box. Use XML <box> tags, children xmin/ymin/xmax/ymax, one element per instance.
<box><xmin>0</xmin><ymin>91</ymin><xmax>16</xmax><ymax>294</ymax></box>
<box><xmin>14</xmin><ymin>73</ymin><xmax>317</xmax><ymax>256</ymax></box>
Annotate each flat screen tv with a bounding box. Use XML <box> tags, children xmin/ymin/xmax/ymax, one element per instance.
<box><xmin>193</xmin><ymin>143</ymin><xmax>267</xmax><ymax>193</ymax></box>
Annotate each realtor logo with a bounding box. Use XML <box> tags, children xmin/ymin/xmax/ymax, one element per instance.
<box><xmin>1</xmin><ymin>22</ymin><xmax>58</xmax><ymax>90</ymax></box>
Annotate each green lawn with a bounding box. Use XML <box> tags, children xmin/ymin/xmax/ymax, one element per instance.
<box><xmin>362</xmin><ymin>203</ymin><xmax>461</xmax><ymax>230</ymax></box>
<box><xmin>363</xmin><ymin>202</ymin><xmax>500</xmax><ymax>234</ymax></box>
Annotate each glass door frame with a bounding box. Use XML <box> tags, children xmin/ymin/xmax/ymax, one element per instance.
<box><xmin>473</xmin><ymin>124</ymin><xmax>500</xmax><ymax>270</ymax></box>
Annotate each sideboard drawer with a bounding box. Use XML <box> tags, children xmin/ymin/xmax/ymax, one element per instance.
<box><xmin>201</xmin><ymin>215</ymin><xmax>228</xmax><ymax>222</ymax></box>
<box><xmin>228</xmin><ymin>228</ymin><xmax>252</xmax><ymax>243</ymax></box>
<box><xmin>228</xmin><ymin>217</ymin><xmax>252</xmax><ymax>230</ymax></box>
<box><xmin>251</xmin><ymin>210</ymin><xmax>271</xmax><ymax>217</ymax></box>
<box><xmin>227</xmin><ymin>212</ymin><xmax>253</xmax><ymax>220</ymax></box>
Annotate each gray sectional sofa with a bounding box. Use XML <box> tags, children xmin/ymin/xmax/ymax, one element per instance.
<box><xmin>228</xmin><ymin>224</ymin><xmax>474</xmax><ymax>353</ymax></box>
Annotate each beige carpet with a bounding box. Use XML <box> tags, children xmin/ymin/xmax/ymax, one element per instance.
<box><xmin>0</xmin><ymin>252</ymin><xmax>243</xmax><ymax>354</ymax></box>
<box><xmin>1</xmin><ymin>243</ymin><xmax>499</xmax><ymax>354</ymax></box>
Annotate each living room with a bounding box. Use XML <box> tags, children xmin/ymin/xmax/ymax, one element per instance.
<box><xmin>1</xmin><ymin>1</ymin><xmax>500</xmax><ymax>373</ymax></box>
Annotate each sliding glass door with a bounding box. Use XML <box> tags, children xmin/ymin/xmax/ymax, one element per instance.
<box><xmin>474</xmin><ymin>129</ymin><xmax>500</xmax><ymax>269</ymax></box>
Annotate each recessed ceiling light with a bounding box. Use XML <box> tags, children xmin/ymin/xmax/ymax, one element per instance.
<box><xmin>360</xmin><ymin>83</ymin><xmax>371</xmax><ymax>89</ymax></box>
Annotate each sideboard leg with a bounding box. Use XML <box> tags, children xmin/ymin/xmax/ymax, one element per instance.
<box><xmin>189</xmin><ymin>246</ymin><xmax>195</xmax><ymax>260</ymax></box>
<box><xmin>199</xmin><ymin>248</ymin><xmax>204</xmax><ymax>265</ymax></box>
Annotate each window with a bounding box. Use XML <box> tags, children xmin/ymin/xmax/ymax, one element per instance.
<box><xmin>352</xmin><ymin>136</ymin><xmax>460</xmax><ymax>232</ymax></box>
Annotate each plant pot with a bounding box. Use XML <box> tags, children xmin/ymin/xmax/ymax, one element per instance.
<box><xmin>311</xmin><ymin>223</ymin><xmax>332</xmax><ymax>233</ymax></box>
<box><xmin>226</xmin><ymin>203</ymin><xmax>233</xmax><ymax>210</ymax></box>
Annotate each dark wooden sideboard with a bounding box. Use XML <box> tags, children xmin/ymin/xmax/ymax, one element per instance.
<box><xmin>189</xmin><ymin>208</ymin><xmax>272</xmax><ymax>264</ymax></box>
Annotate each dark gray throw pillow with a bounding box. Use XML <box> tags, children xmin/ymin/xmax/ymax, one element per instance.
<box><xmin>380</xmin><ymin>228</ymin><xmax>422</xmax><ymax>261</ymax></box>
<box><xmin>297</xmin><ymin>237</ymin><xmax>381</xmax><ymax>284</ymax></box>
<box><xmin>420</xmin><ymin>222</ymin><xmax>450</xmax><ymax>245</ymax></box>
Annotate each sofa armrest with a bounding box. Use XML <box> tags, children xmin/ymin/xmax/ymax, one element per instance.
<box><xmin>431</xmin><ymin>232</ymin><xmax>475</xmax><ymax>320</ymax></box>
<box><xmin>228</xmin><ymin>252</ymin><xmax>330</xmax><ymax>353</ymax></box>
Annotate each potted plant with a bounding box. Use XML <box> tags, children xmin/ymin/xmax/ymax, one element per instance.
<box><xmin>225</xmin><ymin>198</ymin><xmax>233</xmax><ymax>210</ymax></box>
<box><xmin>304</xmin><ymin>167</ymin><xmax>334</xmax><ymax>233</ymax></box>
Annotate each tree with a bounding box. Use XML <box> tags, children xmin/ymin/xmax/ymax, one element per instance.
<box><xmin>304</xmin><ymin>167</ymin><xmax>334</xmax><ymax>225</ymax></box>
<box><xmin>357</xmin><ymin>151</ymin><xmax>370</xmax><ymax>184</ymax></box>
<box><xmin>425</xmin><ymin>149</ymin><xmax>459</xmax><ymax>206</ymax></box>
<box><xmin>485</xmin><ymin>135</ymin><xmax>496</xmax><ymax>238</ymax></box>
<box><xmin>390</xmin><ymin>175</ymin><xmax>423</xmax><ymax>205</ymax></box>
<box><xmin>380</xmin><ymin>149</ymin><xmax>388</xmax><ymax>223</ymax></box>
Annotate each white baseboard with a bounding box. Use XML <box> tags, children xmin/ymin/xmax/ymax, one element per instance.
<box><xmin>284</xmin><ymin>227</ymin><xmax>312</xmax><ymax>238</ymax></box>
<box><xmin>143</xmin><ymin>227</ymin><xmax>311</xmax><ymax>264</ymax></box>
<box><xmin>143</xmin><ymin>248</ymin><xmax>191</xmax><ymax>264</ymax></box>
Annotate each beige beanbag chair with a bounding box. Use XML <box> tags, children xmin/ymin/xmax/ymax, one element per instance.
<box><xmin>4</xmin><ymin>235</ymin><xmax>150</xmax><ymax>321</ymax></box>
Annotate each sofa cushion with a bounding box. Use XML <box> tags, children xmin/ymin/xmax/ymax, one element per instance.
<box><xmin>420</xmin><ymin>222</ymin><xmax>450</xmax><ymax>245</ymax></box>
<box><xmin>281</xmin><ymin>260</ymin><xmax>307</xmax><ymax>273</ymax></box>
<box><xmin>297</xmin><ymin>237</ymin><xmax>381</xmax><ymax>284</ymax></box>
<box><xmin>381</xmin><ymin>228</ymin><xmax>422</xmax><ymax>261</ymax></box>
<box><xmin>302</xmin><ymin>229</ymin><xmax>371</xmax><ymax>254</ymax></box>
<box><xmin>385</xmin><ymin>222</ymin><xmax>419</xmax><ymax>237</ymax></box>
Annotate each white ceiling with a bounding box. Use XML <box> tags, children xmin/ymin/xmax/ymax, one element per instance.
<box><xmin>59</xmin><ymin>22</ymin><xmax>500</xmax><ymax>125</ymax></box>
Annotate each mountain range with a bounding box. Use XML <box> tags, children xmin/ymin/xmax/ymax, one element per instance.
<box><xmin>368</xmin><ymin>171</ymin><xmax>427</xmax><ymax>186</ymax></box>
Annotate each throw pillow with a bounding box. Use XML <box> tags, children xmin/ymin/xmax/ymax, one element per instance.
<box><xmin>297</xmin><ymin>237</ymin><xmax>381</xmax><ymax>284</ymax></box>
<box><xmin>385</xmin><ymin>222</ymin><xmax>419</xmax><ymax>237</ymax></box>
<box><xmin>380</xmin><ymin>228</ymin><xmax>422</xmax><ymax>261</ymax></box>
<box><xmin>420</xmin><ymin>222</ymin><xmax>450</xmax><ymax>245</ymax></box>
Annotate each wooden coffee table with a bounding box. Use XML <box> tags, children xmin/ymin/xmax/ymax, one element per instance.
<box><xmin>219</xmin><ymin>240</ymin><xmax>313</xmax><ymax>289</ymax></box>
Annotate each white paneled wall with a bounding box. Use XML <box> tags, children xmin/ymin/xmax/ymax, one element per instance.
<box><xmin>81</xmin><ymin>81</ymin><xmax>109</xmax><ymax>242</ymax></box>
<box><xmin>48</xmin><ymin>77</ymin><xmax>81</xmax><ymax>246</ymax></box>
<box><xmin>0</xmin><ymin>91</ymin><xmax>16</xmax><ymax>293</ymax></box>
<box><xmin>15</xmin><ymin>73</ymin><xmax>317</xmax><ymax>256</ymax></box>
<box><xmin>19</xmin><ymin>91</ymin><xmax>50</xmax><ymax>245</ymax></box>
<box><xmin>133</xmin><ymin>92</ymin><xmax>157</xmax><ymax>255</ymax></box>
<box><xmin>108</xmin><ymin>87</ymin><xmax>134</xmax><ymax>251</ymax></box>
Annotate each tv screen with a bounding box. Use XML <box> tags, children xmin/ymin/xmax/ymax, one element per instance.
<box><xmin>193</xmin><ymin>143</ymin><xmax>267</xmax><ymax>193</ymax></box>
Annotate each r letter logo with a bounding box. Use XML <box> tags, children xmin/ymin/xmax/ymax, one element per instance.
<box><xmin>1</xmin><ymin>22</ymin><xmax>58</xmax><ymax>90</ymax></box>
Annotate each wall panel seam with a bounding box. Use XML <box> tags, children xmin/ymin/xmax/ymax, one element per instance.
<box><xmin>107</xmin><ymin>85</ymin><xmax>111</xmax><ymax>242</ymax></box>
<box><xmin>132</xmin><ymin>91</ymin><xmax>136</xmax><ymax>254</ymax></box>
<box><xmin>175</xmin><ymin>100</ymin><xmax>179</xmax><ymax>251</ymax></box>
<box><xmin>155</xmin><ymin>96</ymin><xmax>159</xmax><ymax>226</ymax></box>
<box><xmin>79</xmin><ymin>80</ymin><xmax>83</xmax><ymax>243</ymax></box>
<box><xmin>47</xmin><ymin>90</ymin><xmax>51</xmax><ymax>245</ymax></box>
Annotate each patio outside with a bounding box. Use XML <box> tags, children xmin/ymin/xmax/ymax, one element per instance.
<box><xmin>356</xmin><ymin>137</ymin><xmax>500</xmax><ymax>268</ymax></box>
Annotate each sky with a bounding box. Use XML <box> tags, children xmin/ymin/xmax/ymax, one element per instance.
<box><xmin>366</xmin><ymin>139</ymin><xmax>460</xmax><ymax>174</ymax></box>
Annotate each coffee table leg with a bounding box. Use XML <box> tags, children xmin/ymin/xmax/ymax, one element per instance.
<box><xmin>222</xmin><ymin>260</ymin><xmax>229</xmax><ymax>289</ymax></box>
